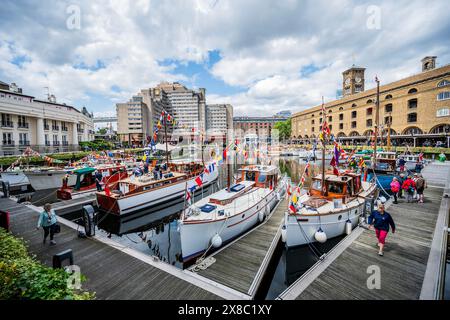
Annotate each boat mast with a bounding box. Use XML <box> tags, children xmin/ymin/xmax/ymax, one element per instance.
<box><xmin>321</xmin><ymin>97</ymin><xmax>326</xmax><ymax>196</ymax></box>
<box><xmin>373</xmin><ymin>77</ymin><xmax>380</xmax><ymax>168</ymax></box>
<box><xmin>386</xmin><ymin>114</ymin><xmax>391</xmax><ymax>151</ymax></box>
<box><xmin>164</xmin><ymin>112</ymin><xmax>169</xmax><ymax>166</ymax></box>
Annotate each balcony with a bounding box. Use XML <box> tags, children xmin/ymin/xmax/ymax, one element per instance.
<box><xmin>62</xmin><ymin>127</ymin><xmax>68</xmax><ymax>132</ymax></box>
<box><xmin>44</xmin><ymin>124</ymin><xmax>50</xmax><ymax>130</ymax></box>
<box><xmin>2</xmin><ymin>140</ymin><xmax>15</xmax><ymax>146</ymax></box>
<box><xmin>18</xmin><ymin>122</ymin><xmax>29</xmax><ymax>129</ymax></box>
<box><xmin>62</xmin><ymin>141</ymin><xmax>69</xmax><ymax>146</ymax></box>
<box><xmin>78</xmin><ymin>128</ymin><xmax>84</xmax><ymax>133</ymax></box>
<box><xmin>45</xmin><ymin>141</ymin><xmax>51</xmax><ymax>146</ymax></box>
<box><xmin>1</xmin><ymin>121</ymin><xmax>14</xmax><ymax>128</ymax></box>
<box><xmin>52</xmin><ymin>126</ymin><xmax>60</xmax><ymax>131</ymax></box>
<box><xmin>19</xmin><ymin>140</ymin><xmax>30</xmax><ymax>146</ymax></box>
<box><xmin>53</xmin><ymin>141</ymin><xmax>60</xmax><ymax>146</ymax></box>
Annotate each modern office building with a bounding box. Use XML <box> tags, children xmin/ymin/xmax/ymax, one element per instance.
<box><xmin>116</xmin><ymin>95</ymin><xmax>151</xmax><ymax>147</ymax></box>
<box><xmin>117</xmin><ymin>82</ymin><xmax>233</xmax><ymax>146</ymax></box>
<box><xmin>291</xmin><ymin>56</ymin><xmax>450</xmax><ymax>145</ymax></box>
<box><xmin>0</xmin><ymin>81</ymin><xmax>94</xmax><ymax>156</ymax></box>
<box><xmin>206</xmin><ymin>104</ymin><xmax>233</xmax><ymax>143</ymax></box>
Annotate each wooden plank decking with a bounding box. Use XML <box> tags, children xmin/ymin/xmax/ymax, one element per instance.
<box><xmin>283</xmin><ymin>186</ymin><xmax>443</xmax><ymax>300</ymax></box>
<box><xmin>3</xmin><ymin>198</ymin><xmax>221</xmax><ymax>300</ymax></box>
<box><xmin>194</xmin><ymin>196</ymin><xmax>288</xmax><ymax>297</ymax></box>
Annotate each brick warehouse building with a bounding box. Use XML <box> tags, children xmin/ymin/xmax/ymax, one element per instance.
<box><xmin>291</xmin><ymin>57</ymin><xmax>450</xmax><ymax>147</ymax></box>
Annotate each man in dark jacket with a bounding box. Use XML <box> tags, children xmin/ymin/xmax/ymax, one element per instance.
<box><xmin>368</xmin><ymin>203</ymin><xmax>396</xmax><ymax>256</ymax></box>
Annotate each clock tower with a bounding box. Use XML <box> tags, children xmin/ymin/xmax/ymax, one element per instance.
<box><xmin>342</xmin><ymin>65</ymin><xmax>366</xmax><ymax>97</ymax></box>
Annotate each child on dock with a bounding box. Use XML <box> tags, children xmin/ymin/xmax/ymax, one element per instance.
<box><xmin>368</xmin><ymin>203</ymin><xmax>396</xmax><ymax>256</ymax></box>
<box><xmin>36</xmin><ymin>203</ymin><xmax>58</xmax><ymax>245</ymax></box>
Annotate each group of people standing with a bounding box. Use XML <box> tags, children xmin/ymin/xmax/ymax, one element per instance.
<box><xmin>390</xmin><ymin>173</ymin><xmax>427</xmax><ymax>204</ymax></box>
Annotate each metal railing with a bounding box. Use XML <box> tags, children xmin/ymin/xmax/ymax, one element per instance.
<box><xmin>19</xmin><ymin>140</ymin><xmax>30</xmax><ymax>146</ymax></box>
<box><xmin>1</xmin><ymin>121</ymin><xmax>14</xmax><ymax>128</ymax></box>
<box><xmin>2</xmin><ymin>140</ymin><xmax>14</xmax><ymax>146</ymax></box>
<box><xmin>18</xmin><ymin>122</ymin><xmax>29</xmax><ymax>129</ymax></box>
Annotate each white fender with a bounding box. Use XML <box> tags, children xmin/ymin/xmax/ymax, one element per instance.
<box><xmin>258</xmin><ymin>210</ymin><xmax>265</xmax><ymax>222</ymax></box>
<box><xmin>211</xmin><ymin>234</ymin><xmax>222</xmax><ymax>248</ymax></box>
<box><xmin>276</xmin><ymin>192</ymin><xmax>281</xmax><ymax>201</ymax></box>
<box><xmin>345</xmin><ymin>220</ymin><xmax>352</xmax><ymax>235</ymax></box>
<box><xmin>281</xmin><ymin>225</ymin><xmax>287</xmax><ymax>243</ymax></box>
<box><xmin>314</xmin><ymin>228</ymin><xmax>327</xmax><ymax>243</ymax></box>
<box><xmin>265</xmin><ymin>205</ymin><xmax>270</xmax><ymax>217</ymax></box>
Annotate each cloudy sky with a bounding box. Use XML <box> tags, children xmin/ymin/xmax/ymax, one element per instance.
<box><xmin>0</xmin><ymin>0</ymin><xmax>449</xmax><ymax>117</ymax></box>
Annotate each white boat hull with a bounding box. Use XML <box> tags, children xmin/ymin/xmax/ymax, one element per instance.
<box><xmin>24</xmin><ymin>171</ymin><xmax>77</xmax><ymax>191</ymax></box>
<box><xmin>115</xmin><ymin>169</ymin><xmax>219</xmax><ymax>215</ymax></box>
<box><xmin>284</xmin><ymin>199</ymin><xmax>365</xmax><ymax>248</ymax></box>
<box><xmin>179</xmin><ymin>186</ymin><xmax>282</xmax><ymax>262</ymax></box>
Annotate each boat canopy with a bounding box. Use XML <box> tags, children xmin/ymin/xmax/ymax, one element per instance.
<box><xmin>74</xmin><ymin>167</ymin><xmax>96</xmax><ymax>175</ymax></box>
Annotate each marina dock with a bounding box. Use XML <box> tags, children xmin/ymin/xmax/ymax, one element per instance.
<box><xmin>278</xmin><ymin>163</ymin><xmax>450</xmax><ymax>300</ymax></box>
<box><xmin>3</xmin><ymin>197</ymin><xmax>236</xmax><ymax>300</ymax></box>
<box><xmin>191</xmin><ymin>196</ymin><xmax>288</xmax><ymax>299</ymax></box>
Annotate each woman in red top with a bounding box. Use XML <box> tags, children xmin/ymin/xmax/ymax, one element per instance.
<box><xmin>402</xmin><ymin>176</ymin><xmax>416</xmax><ymax>203</ymax></box>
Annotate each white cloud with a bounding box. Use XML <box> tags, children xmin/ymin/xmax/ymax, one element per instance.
<box><xmin>0</xmin><ymin>0</ymin><xmax>449</xmax><ymax>116</ymax></box>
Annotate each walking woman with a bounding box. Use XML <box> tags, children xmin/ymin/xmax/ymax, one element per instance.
<box><xmin>415</xmin><ymin>174</ymin><xmax>427</xmax><ymax>203</ymax></box>
<box><xmin>390</xmin><ymin>177</ymin><xmax>400</xmax><ymax>204</ymax></box>
<box><xmin>368</xmin><ymin>203</ymin><xmax>396</xmax><ymax>256</ymax></box>
<box><xmin>36</xmin><ymin>203</ymin><xmax>58</xmax><ymax>245</ymax></box>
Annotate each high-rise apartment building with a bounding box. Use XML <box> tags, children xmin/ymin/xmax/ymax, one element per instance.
<box><xmin>206</xmin><ymin>104</ymin><xmax>233</xmax><ymax>143</ymax></box>
<box><xmin>116</xmin><ymin>95</ymin><xmax>151</xmax><ymax>146</ymax></box>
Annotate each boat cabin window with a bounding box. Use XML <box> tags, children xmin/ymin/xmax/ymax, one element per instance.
<box><xmin>328</xmin><ymin>182</ymin><xmax>344</xmax><ymax>194</ymax></box>
<box><xmin>245</xmin><ymin>171</ymin><xmax>256</xmax><ymax>181</ymax></box>
<box><xmin>258</xmin><ymin>174</ymin><xmax>267</xmax><ymax>183</ymax></box>
<box><xmin>312</xmin><ymin>179</ymin><xmax>322</xmax><ymax>191</ymax></box>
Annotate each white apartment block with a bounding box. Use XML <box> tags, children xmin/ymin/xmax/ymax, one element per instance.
<box><xmin>0</xmin><ymin>81</ymin><xmax>95</xmax><ymax>156</ymax></box>
<box><xmin>116</xmin><ymin>95</ymin><xmax>151</xmax><ymax>146</ymax></box>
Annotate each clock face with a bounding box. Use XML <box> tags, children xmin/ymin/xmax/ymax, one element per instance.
<box><xmin>355</xmin><ymin>77</ymin><xmax>362</xmax><ymax>83</ymax></box>
<box><xmin>345</xmin><ymin>78</ymin><xmax>351</xmax><ymax>86</ymax></box>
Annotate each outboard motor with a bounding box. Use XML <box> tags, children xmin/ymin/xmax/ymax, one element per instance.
<box><xmin>82</xmin><ymin>205</ymin><xmax>96</xmax><ymax>237</ymax></box>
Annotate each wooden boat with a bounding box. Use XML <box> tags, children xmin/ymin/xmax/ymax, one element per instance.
<box><xmin>95</xmin><ymin>161</ymin><xmax>219</xmax><ymax>216</ymax></box>
<box><xmin>179</xmin><ymin>165</ymin><xmax>286</xmax><ymax>262</ymax></box>
<box><xmin>57</xmin><ymin>164</ymin><xmax>128</xmax><ymax>200</ymax></box>
<box><xmin>283</xmin><ymin>171</ymin><xmax>377</xmax><ymax>248</ymax></box>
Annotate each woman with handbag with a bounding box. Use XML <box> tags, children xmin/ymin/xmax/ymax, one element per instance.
<box><xmin>36</xmin><ymin>203</ymin><xmax>59</xmax><ymax>245</ymax></box>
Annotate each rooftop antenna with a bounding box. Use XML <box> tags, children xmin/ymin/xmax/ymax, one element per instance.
<box><xmin>44</xmin><ymin>86</ymin><xmax>50</xmax><ymax>101</ymax></box>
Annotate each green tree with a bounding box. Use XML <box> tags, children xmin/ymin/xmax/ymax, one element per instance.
<box><xmin>97</xmin><ymin>128</ymin><xmax>108</xmax><ymax>135</ymax></box>
<box><xmin>274</xmin><ymin>119</ymin><xmax>291</xmax><ymax>142</ymax></box>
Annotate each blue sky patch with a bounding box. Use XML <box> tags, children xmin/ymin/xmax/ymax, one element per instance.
<box><xmin>73</xmin><ymin>59</ymin><xmax>106</xmax><ymax>71</ymax></box>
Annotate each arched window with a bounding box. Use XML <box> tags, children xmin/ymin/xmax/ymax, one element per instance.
<box><xmin>429</xmin><ymin>124</ymin><xmax>450</xmax><ymax>134</ymax></box>
<box><xmin>351</xmin><ymin>103</ymin><xmax>357</xmax><ymax>108</ymax></box>
<box><xmin>337</xmin><ymin>132</ymin><xmax>346</xmax><ymax>137</ymax></box>
<box><xmin>311</xmin><ymin>114</ymin><xmax>314</xmax><ymax>117</ymax></box>
<box><xmin>366</xmin><ymin>99</ymin><xmax>373</xmax><ymax>104</ymax></box>
<box><xmin>385</xmin><ymin>94</ymin><xmax>393</xmax><ymax>100</ymax></box>
<box><xmin>304</xmin><ymin>135</ymin><xmax>309</xmax><ymax>139</ymax></box>
<box><xmin>382</xmin><ymin>128</ymin><xmax>397</xmax><ymax>135</ymax></box>
<box><xmin>437</xmin><ymin>92</ymin><xmax>450</xmax><ymax>101</ymax></box>
<box><xmin>328</xmin><ymin>110</ymin><xmax>332</xmax><ymax>113</ymax></box>
<box><xmin>339</xmin><ymin>107</ymin><xmax>344</xmax><ymax>111</ymax></box>
<box><xmin>438</xmin><ymin>80</ymin><xmax>450</xmax><ymax>87</ymax></box>
<box><xmin>408</xmin><ymin>88</ymin><xmax>418</xmax><ymax>94</ymax></box>
<box><xmin>363</xmin><ymin>130</ymin><xmax>374</xmax><ymax>137</ymax></box>
<box><xmin>349</xmin><ymin>131</ymin><xmax>359</xmax><ymax>137</ymax></box>
<box><xmin>403</xmin><ymin>127</ymin><xmax>423</xmax><ymax>135</ymax></box>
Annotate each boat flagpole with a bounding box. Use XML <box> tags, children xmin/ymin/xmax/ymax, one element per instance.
<box><xmin>321</xmin><ymin>96</ymin><xmax>326</xmax><ymax>196</ymax></box>
<box><xmin>164</xmin><ymin>111</ymin><xmax>169</xmax><ymax>167</ymax></box>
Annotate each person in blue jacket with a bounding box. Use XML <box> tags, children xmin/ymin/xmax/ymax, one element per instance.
<box><xmin>368</xmin><ymin>203</ymin><xmax>396</xmax><ymax>256</ymax></box>
<box><xmin>36</xmin><ymin>203</ymin><xmax>58</xmax><ymax>245</ymax></box>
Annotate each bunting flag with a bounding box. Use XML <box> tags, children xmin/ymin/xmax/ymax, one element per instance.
<box><xmin>358</xmin><ymin>157</ymin><xmax>366</xmax><ymax>168</ymax></box>
<box><xmin>289</xmin><ymin>202</ymin><xmax>297</xmax><ymax>214</ymax></box>
<box><xmin>334</xmin><ymin>143</ymin><xmax>340</xmax><ymax>166</ymax></box>
<box><xmin>195</xmin><ymin>176</ymin><xmax>203</xmax><ymax>187</ymax></box>
<box><xmin>185</xmin><ymin>189</ymin><xmax>192</xmax><ymax>205</ymax></box>
<box><xmin>105</xmin><ymin>185</ymin><xmax>111</xmax><ymax>197</ymax></box>
<box><xmin>292</xmin><ymin>193</ymin><xmax>298</xmax><ymax>204</ymax></box>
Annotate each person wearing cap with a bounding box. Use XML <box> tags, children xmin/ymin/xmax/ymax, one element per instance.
<box><xmin>368</xmin><ymin>203</ymin><xmax>396</xmax><ymax>256</ymax></box>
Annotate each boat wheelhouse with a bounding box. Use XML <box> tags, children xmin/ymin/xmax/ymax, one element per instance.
<box><xmin>57</xmin><ymin>164</ymin><xmax>128</xmax><ymax>200</ymax></box>
<box><xmin>283</xmin><ymin>171</ymin><xmax>377</xmax><ymax>248</ymax></box>
<box><xmin>179</xmin><ymin>165</ymin><xmax>286</xmax><ymax>262</ymax></box>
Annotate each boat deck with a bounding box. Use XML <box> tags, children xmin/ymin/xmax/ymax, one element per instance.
<box><xmin>3</xmin><ymin>198</ymin><xmax>226</xmax><ymax>300</ymax></box>
<box><xmin>191</xmin><ymin>196</ymin><xmax>288</xmax><ymax>298</ymax></box>
<box><xmin>278</xmin><ymin>162</ymin><xmax>449</xmax><ymax>300</ymax></box>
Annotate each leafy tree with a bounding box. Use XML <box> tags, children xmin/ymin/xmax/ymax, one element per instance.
<box><xmin>274</xmin><ymin>119</ymin><xmax>291</xmax><ymax>142</ymax></box>
<box><xmin>97</xmin><ymin>128</ymin><xmax>108</xmax><ymax>135</ymax></box>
